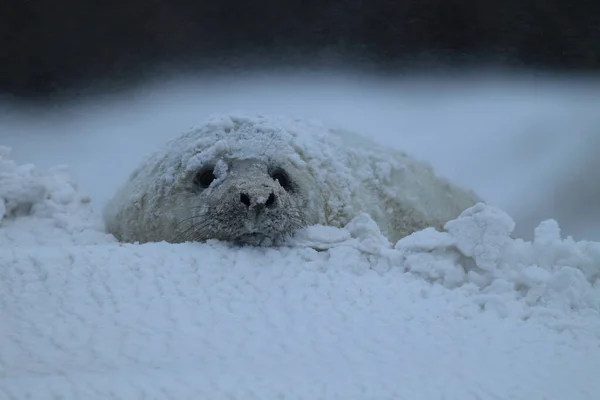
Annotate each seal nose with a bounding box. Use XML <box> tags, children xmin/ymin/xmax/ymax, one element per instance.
<box><xmin>239</xmin><ymin>192</ymin><xmax>277</xmax><ymax>209</ymax></box>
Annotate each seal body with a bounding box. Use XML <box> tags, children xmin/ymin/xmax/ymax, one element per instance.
<box><xmin>103</xmin><ymin>114</ymin><xmax>481</xmax><ymax>245</ymax></box>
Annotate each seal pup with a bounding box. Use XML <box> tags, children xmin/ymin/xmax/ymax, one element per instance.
<box><xmin>103</xmin><ymin>114</ymin><xmax>481</xmax><ymax>246</ymax></box>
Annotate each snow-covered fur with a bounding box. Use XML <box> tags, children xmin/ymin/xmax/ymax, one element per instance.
<box><xmin>103</xmin><ymin>114</ymin><xmax>481</xmax><ymax>245</ymax></box>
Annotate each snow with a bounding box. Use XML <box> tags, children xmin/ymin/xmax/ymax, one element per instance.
<box><xmin>2</xmin><ymin>72</ymin><xmax>600</xmax><ymax>399</ymax></box>
<box><xmin>0</xmin><ymin>147</ymin><xmax>113</xmax><ymax>247</ymax></box>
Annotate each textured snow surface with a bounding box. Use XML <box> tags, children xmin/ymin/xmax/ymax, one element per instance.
<box><xmin>2</xmin><ymin>146</ymin><xmax>600</xmax><ymax>400</ymax></box>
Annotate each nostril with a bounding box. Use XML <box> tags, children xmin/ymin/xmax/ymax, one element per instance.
<box><xmin>240</xmin><ymin>193</ymin><xmax>251</xmax><ymax>207</ymax></box>
<box><xmin>265</xmin><ymin>192</ymin><xmax>276</xmax><ymax>208</ymax></box>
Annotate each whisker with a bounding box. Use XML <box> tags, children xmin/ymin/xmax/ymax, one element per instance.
<box><xmin>174</xmin><ymin>220</ymin><xmax>212</xmax><ymax>243</ymax></box>
<box><xmin>261</xmin><ymin>132</ymin><xmax>277</xmax><ymax>157</ymax></box>
<box><xmin>175</xmin><ymin>214</ymin><xmax>208</xmax><ymax>228</ymax></box>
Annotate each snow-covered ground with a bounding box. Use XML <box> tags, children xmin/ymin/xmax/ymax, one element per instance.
<box><xmin>1</xmin><ymin>71</ymin><xmax>600</xmax><ymax>399</ymax></box>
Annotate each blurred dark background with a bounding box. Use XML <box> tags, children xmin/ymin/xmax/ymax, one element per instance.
<box><xmin>2</xmin><ymin>0</ymin><xmax>600</xmax><ymax>99</ymax></box>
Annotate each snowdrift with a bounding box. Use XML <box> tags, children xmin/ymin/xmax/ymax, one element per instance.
<box><xmin>1</xmin><ymin>146</ymin><xmax>600</xmax><ymax>400</ymax></box>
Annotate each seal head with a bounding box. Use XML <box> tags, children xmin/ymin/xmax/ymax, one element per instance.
<box><xmin>102</xmin><ymin>116</ymin><xmax>324</xmax><ymax>246</ymax></box>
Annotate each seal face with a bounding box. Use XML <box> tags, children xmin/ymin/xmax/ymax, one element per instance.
<box><xmin>180</xmin><ymin>158</ymin><xmax>310</xmax><ymax>246</ymax></box>
<box><xmin>103</xmin><ymin>114</ymin><xmax>481</xmax><ymax>246</ymax></box>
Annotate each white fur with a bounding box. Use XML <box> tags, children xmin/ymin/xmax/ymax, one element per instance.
<box><xmin>103</xmin><ymin>114</ymin><xmax>481</xmax><ymax>244</ymax></box>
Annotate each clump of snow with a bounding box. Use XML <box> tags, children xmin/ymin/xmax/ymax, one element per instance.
<box><xmin>0</xmin><ymin>147</ymin><xmax>114</xmax><ymax>247</ymax></box>
<box><xmin>288</xmin><ymin>201</ymin><xmax>600</xmax><ymax>317</ymax></box>
<box><xmin>444</xmin><ymin>203</ymin><xmax>516</xmax><ymax>271</ymax></box>
<box><xmin>0</xmin><ymin>146</ymin><xmax>47</xmax><ymax>221</ymax></box>
<box><xmin>2</xmin><ymin>149</ymin><xmax>600</xmax><ymax>399</ymax></box>
<box><xmin>395</xmin><ymin>203</ymin><xmax>600</xmax><ymax>317</ymax></box>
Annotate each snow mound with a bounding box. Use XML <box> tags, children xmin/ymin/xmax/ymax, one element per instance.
<box><xmin>2</xmin><ymin>148</ymin><xmax>600</xmax><ymax>399</ymax></box>
<box><xmin>396</xmin><ymin>204</ymin><xmax>600</xmax><ymax>318</ymax></box>
<box><xmin>0</xmin><ymin>147</ymin><xmax>114</xmax><ymax>247</ymax></box>
<box><xmin>289</xmin><ymin>203</ymin><xmax>600</xmax><ymax>318</ymax></box>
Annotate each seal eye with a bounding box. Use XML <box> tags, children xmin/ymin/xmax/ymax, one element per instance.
<box><xmin>195</xmin><ymin>169</ymin><xmax>215</xmax><ymax>188</ymax></box>
<box><xmin>271</xmin><ymin>169</ymin><xmax>292</xmax><ymax>191</ymax></box>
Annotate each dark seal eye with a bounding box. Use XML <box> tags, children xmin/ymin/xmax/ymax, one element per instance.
<box><xmin>194</xmin><ymin>169</ymin><xmax>216</xmax><ymax>188</ymax></box>
<box><xmin>271</xmin><ymin>169</ymin><xmax>292</xmax><ymax>191</ymax></box>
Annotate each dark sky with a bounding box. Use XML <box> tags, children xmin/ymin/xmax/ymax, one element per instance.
<box><xmin>2</xmin><ymin>0</ymin><xmax>599</xmax><ymax>99</ymax></box>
